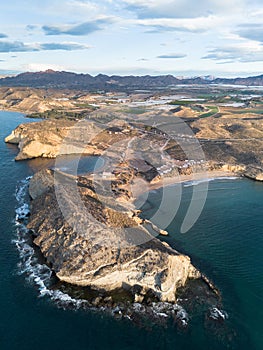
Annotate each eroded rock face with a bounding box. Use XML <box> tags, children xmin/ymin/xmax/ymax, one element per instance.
<box><xmin>0</xmin><ymin>87</ymin><xmax>77</xmax><ymax>113</ymax></box>
<box><xmin>27</xmin><ymin>169</ymin><xmax>201</xmax><ymax>303</ymax></box>
<box><xmin>29</xmin><ymin>168</ymin><xmax>54</xmax><ymax>199</ymax></box>
<box><xmin>5</xmin><ymin>121</ymin><xmax>72</xmax><ymax>159</ymax></box>
<box><xmin>244</xmin><ymin>165</ymin><xmax>263</xmax><ymax>181</ymax></box>
<box><xmin>5</xmin><ymin>120</ymin><xmax>102</xmax><ymax>160</ymax></box>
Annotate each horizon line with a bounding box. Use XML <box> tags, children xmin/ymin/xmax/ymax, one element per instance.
<box><xmin>0</xmin><ymin>69</ymin><xmax>262</xmax><ymax>80</ymax></box>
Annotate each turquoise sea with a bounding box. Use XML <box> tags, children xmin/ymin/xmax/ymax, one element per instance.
<box><xmin>0</xmin><ymin>111</ymin><xmax>262</xmax><ymax>350</ymax></box>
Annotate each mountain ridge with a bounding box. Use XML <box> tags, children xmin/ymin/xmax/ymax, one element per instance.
<box><xmin>0</xmin><ymin>70</ymin><xmax>262</xmax><ymax>90</ymax></box>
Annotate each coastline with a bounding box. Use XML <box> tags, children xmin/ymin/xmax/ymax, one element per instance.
<box><xmin>0</xmin><ymin>110</ymin><xmax>230</xmax><ymax>341</ymax></box>
<box><xmin>3</xmin><ymin>108</ymin><xmax>260</xmax><ymax>323</ymax></box>
<box><xmin>129</xmin><ymin>169</ymin><xmax>241</xmax><ymax>201</ymax></box>
<box><xmin>1</xmin><ymin>82</ymin><xmax>262</xmax><ymax>347</ymax></box>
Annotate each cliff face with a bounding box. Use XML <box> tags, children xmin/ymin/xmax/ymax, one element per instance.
<box><xmin>27</xmin><ymin>169</ymin><xmax>201</xmax><ymax>303</ymax></box>
<box><xmin>6</xmin><ymin>117</ymin><xmax>262</xmax><ymax>182</ymax></box>
<box><xmin>5</xmin><ymin>120</ymin><xmax>102</xmax><ymax>160</ymax></box>
<box><xmin>5</xmin><ymin>103</ymin><xmax>263</xmax><ymax>170</ymax></box>
<box><xmin>244</xmin><ymin>165</ymin><xmax>263</xmax><ymax>181</ymax></box>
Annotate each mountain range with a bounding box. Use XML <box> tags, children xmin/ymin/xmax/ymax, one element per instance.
<box><xmin>0</xmin><ymin>70</ymin><xmax>262</xmax><ymax>91</ymax></box>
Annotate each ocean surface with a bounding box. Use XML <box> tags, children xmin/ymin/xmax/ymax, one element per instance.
<box><xmin>0</xmin><ymin>111</ymin><xmax>262</xmax><ymax>350</ymax></box>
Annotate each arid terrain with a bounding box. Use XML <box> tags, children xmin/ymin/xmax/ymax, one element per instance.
<box><xmin>4</xmin><ymin>83</ymin><xmax>263</xmax><ymax>174</ymax></box>
<box><xmin>4</xmin><ymin>82</ymin><xmax>263</xmax><ymax>321</ymax></box>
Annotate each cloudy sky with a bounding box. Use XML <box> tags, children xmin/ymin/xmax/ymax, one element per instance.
<box><xmin>0</xmin><ymin>0</ymin><xmax>262</xmax><ymax>77</ymax></box>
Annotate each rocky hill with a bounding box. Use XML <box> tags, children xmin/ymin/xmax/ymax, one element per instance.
<box><xmin>27</xmin><ymin>168</ymin><xmax>202</xmax><ymax>304</ymax></box>
<box><xmin>8</xmin><ymin>102</ymin><xmax>263</xmax><ymax>318</ymax></box>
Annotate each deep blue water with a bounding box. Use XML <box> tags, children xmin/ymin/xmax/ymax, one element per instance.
<box><xmin>0</xmin><ymin>111</ymin><xmax>262</xmax><ymax>350</ymax></box>
<box><xmin>138</xmin><ymin>178</ymin><xmax>263</xmax><ymax>349</ymax></box>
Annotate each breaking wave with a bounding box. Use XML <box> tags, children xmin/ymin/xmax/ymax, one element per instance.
<box><xmin>13</xmin><ymin>177</ymin><xmax>222</xmax><ymax>327</ymax></box>
<box><xmin>13</xmin><ymin>177</ymin><xmax>89</xmax><ymax>310</ymax></box>
<box><xmin>183</xmin><ymin>176</ymin><xmax>239</xmax><ymax>187</ymax></box>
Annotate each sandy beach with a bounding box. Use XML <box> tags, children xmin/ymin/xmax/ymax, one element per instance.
<box><xmin>128</xmin><ymin>169</ymin><xmax>240</xmax><ymax>200</ymax></box>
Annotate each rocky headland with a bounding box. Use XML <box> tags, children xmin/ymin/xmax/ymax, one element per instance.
<box><xmin>244</xmin><ymin>165</ymin><xmax>263</xmax><ymax>181</ymax></box>
<box><xmin>27</xmin><ymin>168</ymin><xmax>203</xmax><ymax>304</ymax></box>
<box><xmin>5</xmin><ymin>105</ymin><xmax>263</xmax><ymax>178</ymax></box>
<box><xmin>5</xmin><ymin>89</ymin><xmax>263</xmax><ymax>323</ymax></box>
<box><xmin>7</xmin><ymin>111</ymin><xmax>227</xmax><ymax>321</ymax></box>
<box><xmin>5</xmin><ymin>119</ymin><xmax>102</xmax><ymax>160</ymax></box>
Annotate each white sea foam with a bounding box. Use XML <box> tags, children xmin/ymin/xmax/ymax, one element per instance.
<box><xmin>183</xmin><ymin>176</ymin><xmax>239</xmax><ymax>187</ymax></box>
<box><xmin>13</xmin><ymin>178</ymin><xmax>210</xmax><ymax>319</ymax></box>
<box><xmin>175</xmin><ymin>307</ymin><xmax>189</xmax><ymax>327</ymax></box>
<box><xmin>14</xmin><ymin>177</ymin><xmax>89</xmax><ymax>310</ymax></box>
<box><xmin>15</xmin><ymin>203</ymin><xmax>30</xmax><ymax>221</ymax></box>
<box><xmin>209</xmin><ymin>307</ymin><xmax>229</xmax><ymax>321</ymax></box>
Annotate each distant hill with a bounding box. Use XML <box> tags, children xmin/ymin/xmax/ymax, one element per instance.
<box><xmin>213</xmin><ymin>75</ymin><xmax>263</xmax><ymax>86</ymax></box>
<box><xmin>0</xmin><ymin>69</ymin><xmax>262</xmax><ymax>91</ymax></box>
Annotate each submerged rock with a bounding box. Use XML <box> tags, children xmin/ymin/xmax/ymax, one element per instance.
<box><xmin>208</xmin><ymin>307</ymin><xmax>229</xmax><ymax>322</ymax></box>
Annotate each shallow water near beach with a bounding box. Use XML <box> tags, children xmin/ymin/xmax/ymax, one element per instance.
<box><xmin>0</xmin><ymin>111</ymin><xmax>262</xmax><ymax>350</ymax></box>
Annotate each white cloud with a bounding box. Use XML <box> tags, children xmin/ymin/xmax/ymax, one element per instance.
<box><xmin>122</xmin><ymin>0</ymin><xmax>244</xmax><ymax>19</ymax></box>
<box><xmin>130</xmin><ymin>15</ymin><xmax>222</xmax><ymax>33</ymax></box>
<box><xmin>67</xmin><ymin>0</ymin><xmax>102</xmax><ymax>12</ymax></box>
<box><xmin>42</xmin><ymin>18</ymin><xmax>115</xmax><ymax>36</ymax></box>
<box><xmin>249</xmin><ymin>8</ymin><xmax>263</xmax><ymax>17</ymax></box>
<box><xmin>235</xmin><ymin>24</ymin><xmax>263</xmax><ymax>43</ymax></box>
<box><xmin>23</xmin><ymin>63</ymin><xmax>67</xmax><ymax>71</ymax></box>
<box><xmin>203</xmin><ymin>42</ymin><xmax>263</xmax><ymax>63</ymax></box>
<box><xmin>157</xmin><ymin>53</ymin><xmax>186</xmax><ymax>59</ymax></box>
<box><xmin>1</xmin><ymin>0</ymin><xmax>263</xmax><ymax>77</ymax></box>
<box><xmin>0</xmin><ymin>40</ymin><xmax>90</xmax><ymax>52</ymax></box>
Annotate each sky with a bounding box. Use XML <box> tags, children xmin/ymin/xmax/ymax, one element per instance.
<box><xmin>0</xmin><ymin>0</ymin><xmax>262</xmax><ymax>77</ymax></box>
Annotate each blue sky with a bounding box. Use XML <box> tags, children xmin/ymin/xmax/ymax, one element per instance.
<box><xmin>0</xmin><ymin>0</ymin><xmax>262</xmax><ymax>77</ymax></box>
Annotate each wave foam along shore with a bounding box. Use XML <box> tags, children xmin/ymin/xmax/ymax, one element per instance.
<box><xmin>13</xmin><ymin>178</ymin><xmax>190</xmax><ymax>321</ymax></box>
<box><xmin>12</xmin><ymin>176</ymin><xmax>211</xmax><ymax>327</ymax></box>
<box><xmin>14</xmin><ymin>177</ymin><xmax>89</xmax><ymax>309</ymax></box>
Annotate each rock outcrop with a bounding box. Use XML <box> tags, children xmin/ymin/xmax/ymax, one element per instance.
<box><xmin>27</xmin><ymin>169</ymin><xmax>201</xmax><ymax>303</ymax></box>
<box><xmin>244</xmin><ymin>165</ymin><xmax>263</xmax><ymax>181</ymax></box>
<box><xmin>0</xmin><ymin>87</ymin><xmax>78</xmax><ymax>113</ymax></box>
<box><xmin>5</xmin><ymin>120</ymin><xmax>73</xmax><ymax>160</ymax></box>
<box><xmin>220</xmin><ymin>163</ymin><xmax>246</xmax><ymax>173</ymax></box>
<box><xmin>5</xmin><ymin>120</ymin><xmax>102</xmax><ymax>160</ymax></box>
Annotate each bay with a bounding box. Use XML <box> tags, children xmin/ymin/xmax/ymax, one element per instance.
<box><xmin>0</xmin><ymin>111</ymin><xmax>262</xmax><ymax>350</ymax></box>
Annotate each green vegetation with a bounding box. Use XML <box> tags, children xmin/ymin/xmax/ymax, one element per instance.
<box><xmin>28</xmin><ymin>109</ymin><xmax>88</xmax><ymax>120</ymax></box>
<box><xmin>199</xmin><ymin>106</ymin><xmax>219</xmax><ymax>118</ymax></box>
<box><xmin>120</xmin><ymin>107</ymin><xmax>147</xmax><ymax>115</ymax></box>
<box><xmin>230</xmin><ymin>109</ymin><xmax>263</xmax><ymax>115</ymax></box>
<box><xmin>168</xmin><ymin>100</ymin><xmax>193</xmax><ymax>106</ymax></box>
<box><xmin>248</xmin><ymin>109</ymin><xmax>263</xmax><ymax>115</ymax></box>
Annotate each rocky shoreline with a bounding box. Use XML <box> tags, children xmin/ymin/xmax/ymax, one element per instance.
<box><xmin>5</xmin><ymin>116</ymin><xmax>263</xmax><ymax>182</ymax></box>
<box><xmin>27</xmin><ymin>168</ymin><xmax>203</xmax><ymax>301</ymax></box>
<box><xmin>16</xmin><ymin>168</ymin><xmax>225</xmax><ymax>328</ymax></box>
<box><xmin>6</xmin><ymin>108</ymin><xmax>263</xmax><ymax>326</ymax></box>
<box><xmin>12</xmin><ymin>160</ymin><xmax>235</xmax><ymax>338</ymax></box>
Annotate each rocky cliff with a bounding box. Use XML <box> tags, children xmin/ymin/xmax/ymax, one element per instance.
<box><xmin>244</xmin><ymin>165</ymin><xmax>263</xmax><ymax>181</ymax></box>
<box><xmin>27</xmin><ymin>169</ymin><xmax>201</xmax><ymax>303</ymax></box>
<box><xmin>6</xmin><ymin>114</ymin><xmax>262</xmax><ymax>181</ymax></box>
<box><xmin>5</xmin><ymin>120</ymin><xmax>102</xmax><ymax>160</ymax></box>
